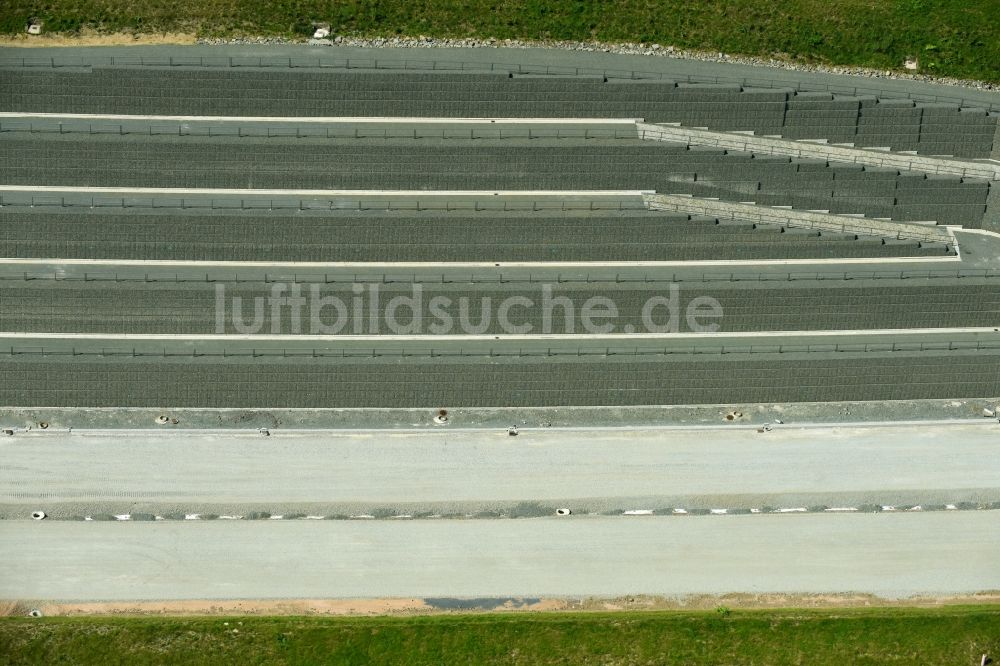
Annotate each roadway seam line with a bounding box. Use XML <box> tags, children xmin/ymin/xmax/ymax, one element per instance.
<box><xmin>57</xmin><ymin>505</ymin><xmax>1000</xmax><ymax>522</ymax></box>
<box><xmin>0</xmin><ymin>329</ymin><xmax>996</xmax><ymax>341</ymax></box>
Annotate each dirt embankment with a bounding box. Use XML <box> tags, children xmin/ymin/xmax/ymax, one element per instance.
<box><xmin>0</xmin><ymin>30</ymin><xmax>197</xmax><ymax>48</ymax></box>
<box><xmin>11</xmin><ymin>593</ymin><xmax>1000</xmax><ymax>617</ymax></box>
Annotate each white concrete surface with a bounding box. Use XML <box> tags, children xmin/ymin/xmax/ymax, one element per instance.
<box><xmin>0</xmin><ymin>255</ymin><xmax>960</xmax><ymax>267</ymax></box>
<box><xmin>2</xmin><ymin>424</ymin><xmax>997</xmax><ymax>510</ymax></box>
<box><xmin>2</xmin><ymin>513</ymin><xmax>998</xmax><ymax>600</ymax></box>
<box><xmin>0</xmin><ymin>112</ymin><xmax>641</xmax><ymax>124</ymax></box>
<box><xmin>0</xmin><ymin>185</ymin><xmax>649</xmax><ymax>196</ymax></box>
<box><xmin>0</xmin><ymin>328</ymin><xmax>995</xmax><ymax>341</ymax></box>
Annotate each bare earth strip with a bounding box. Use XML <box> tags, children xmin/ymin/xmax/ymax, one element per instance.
<box><xmin>23</xmin><ymin>593</ymin><xmax>1000</xmax><ymax>617</ymax></box>
<box><xmin>0</xmin><ymin>32</ymin><xmax>198</xmax><ymax>47</ymax></box>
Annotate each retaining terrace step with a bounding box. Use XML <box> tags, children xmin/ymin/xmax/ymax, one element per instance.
<box><xmin>1</xmin><ymin>349</ymin><xmax>998</xmax><ymax>407</ymax></box>
<box><xmin>0</xmin><ymin>209</ymin><xmax>947</xmax><ymax>263</ymax></box>
<box><xmin>637</xmin><ymin>122</ymin><xmax>1000</xmax><ymax>181</ymax></box>
<box><xmin>644</xmin><ymin>193</ymin><xmax>952</xmax><ymax>243</ymax></box>
<box><xmin>1</xmin><ymin>281</ymin><xmax>991</xmax><ymax>336</ymax></box>
<box><xmin>2</xmin><ymin>134</ymin><xmax>990</xmax><ymax>226</ymax></box>
<box><xmin>3</xmin><ymin>68</ymin><xmax>995</xmax><ymax>158</ymax></box>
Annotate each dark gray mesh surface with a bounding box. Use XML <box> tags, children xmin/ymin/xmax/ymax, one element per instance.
<box><xmin>1</xmin><ymin>282</ymin><xmax>993</xmax><ymax>334</ymax></box>
<box><xmin>0</xmin><ymin>210</ymin><xmax>953</xmax><ymax>261</ymax></box>
<box><xmin>1</xmin><ymin>352</ymin><xmax>996</xmax><ymax>407</ymax></box>
<box><xmin>0</xmin><ymin>136</ymin><xmax>989</xmax><ymax>226</ymax></box>
<box><xmin>2</xmin><ymin>68</ymin><xmax>994</xmax><ymax>157</ymax></box>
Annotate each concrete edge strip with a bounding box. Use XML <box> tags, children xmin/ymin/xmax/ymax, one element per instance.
<box><xmin>944</xmin><ymin>227</ymin><xmax>963</xmax><ymax>260</ymax></box>
<box><xmin>0</xmin><ymin>185</ymin><xmax>651</xmax><ymax>197</ymax></box>
<box><xmin>0</xmin><ymin>328</ymin><xmax>995</xmax><ymax>342</ymax></box>
<box><xmin>0</xmin><ymin>255</ymin><xmax>961</xmax><ymax>268</ymax></box>
<box><xmin>0</xmin><ymin>112</ymin><xmax>643</xmax><ymax>125</ymax></box>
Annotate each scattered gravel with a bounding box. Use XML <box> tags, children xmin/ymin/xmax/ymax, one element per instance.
<box><xmin>13</xmin><ymin>501</ymin><xmax>1000</xmax><ymax>521</ymax></box>
<box><xmin>196</xmin><ymin>34</ymin><xmax>1000</xmax><ymax>93</ymax></box>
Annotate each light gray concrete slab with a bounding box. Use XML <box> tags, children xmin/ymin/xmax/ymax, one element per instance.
<box><xmin>2</xmin><ymin>423</ymin><xmax>998</xmax><ymax>517</ymax></box>
<box><xmin>0</xmin><ymin>256</ymin><xmax>989</xmax><ymax>281</ymax></box>
<box><xmin>950</xmin><ymin>229</ymin><xmax>1000</xmax><ymax>264</ymax></box>
<box><xmin>1</xmin><ymin>329</ymin><xmax>996</xmax><ymax>354</ymax></box>
<box><xmin>1</xmin><ymin>513</ymin><xmax>998</xmax><ymax>600</ymax></box>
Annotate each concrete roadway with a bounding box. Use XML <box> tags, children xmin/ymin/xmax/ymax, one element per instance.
<box><xmin>2</xmin><ymin>423</ymin><xmax>998</xmax><ymax>517</ymax></box>
<box><xmin>2</xmin><ymin>513</ymin><xmax>998</xmax><ymax>600</ymax></box>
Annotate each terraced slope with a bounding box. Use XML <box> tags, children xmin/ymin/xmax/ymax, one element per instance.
<box><xmin>0</xmin><ymin>62</ymin><xmax>997</xmax><ymax>412</ymax></box>
<box><xmin>0</xmin><ymin>136</ymin><xmax>990</xmax><ymax>226</ymax></box>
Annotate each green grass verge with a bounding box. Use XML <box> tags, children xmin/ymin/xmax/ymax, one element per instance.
<box><xmin>2</xmin><ymin>607</ymin><xmax>999</xmax><ymax>665</ymax></box>
<box><xmin>2</xmin><ymin>1</ymin><xmax>1000</xmax><ymax>82</ymax></box>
